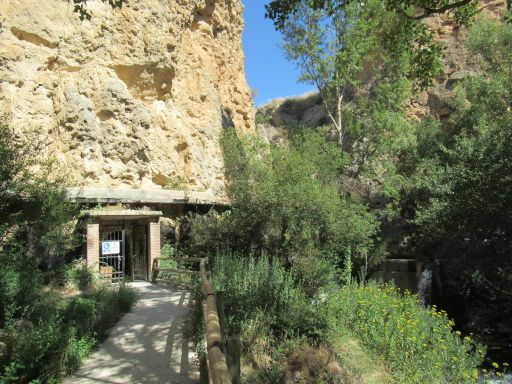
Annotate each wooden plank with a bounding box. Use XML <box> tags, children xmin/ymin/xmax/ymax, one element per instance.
<box><xmin>153</xmin><ymin>268</ymin><xmax>200</xmax><ymax>275</ymax></box>
<box><xmin>153</xmin><ymin>256</ymin><xmax>205</xmax><ymax>263</ymax></box>
<box><xmin>202</xmin><ymin>299</ymin><xmax>213</xmax><ymax>384</ymax></box>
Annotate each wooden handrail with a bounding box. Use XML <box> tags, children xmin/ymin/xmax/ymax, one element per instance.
<box><xmin>152</xmin><ymin>256</ymin><xmax>233</xmax><ymax>383</ymax></box>
<box><xmin>200</xmin><ymin>259</ymin><xmax>232</xmax><ymax>384</ymax></box>
<box><xmin>153</xmin><ymin>256</ymin><xmax>205</xmax><ymax>263</ymax></box>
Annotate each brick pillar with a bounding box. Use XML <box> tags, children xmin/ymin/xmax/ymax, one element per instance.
<box><xmin>148</xmin><ymin>222</ymin><xmax>161</xmax><ymax>280</ymax></box>
<box><xmin>86</xmin><ymin>223</ymin><xmax>100</xmax><ymax>269</ymax></box>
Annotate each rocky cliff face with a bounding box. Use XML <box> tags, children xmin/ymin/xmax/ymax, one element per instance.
<box><xmin>0</xmin><ymin>0</ymin><xmax>254</xmax><ymax>195</ymax></box>
<box><xmin>409</xmin><ymin>0</ymin><xmax>507</xmax><ymax>120</ymax></box>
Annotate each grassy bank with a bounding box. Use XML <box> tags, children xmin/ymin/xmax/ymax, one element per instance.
<box><xmin>204</xmin><ymin>252</ymin><xmax>488</xmax><ymax>384</ymax></box>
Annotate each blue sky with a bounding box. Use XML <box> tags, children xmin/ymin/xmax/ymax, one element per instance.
<box><xmin>242</xmin><ymin>0</ymin><xmax>314</xmax><ymax>106</ymax></box>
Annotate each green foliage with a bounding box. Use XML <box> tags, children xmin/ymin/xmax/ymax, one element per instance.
<box><xmin>0</xmin><ymin>284</ymin><xmax>137</xmax><ymax>383</ymax></box>
<box><xmin>0</xmin><ymin>120</ymin><xmax>79</xmax><ymax>326</ymax></box>
<box><xmin>255</xmin><ymin>111</ymin><xmax>274</xmax><ymax>125</ymax></box>
<box><xmin>72</xmin><ymin>0</ymin><xmax>125</xmax><ymax>21</ymax></box>
<box><xmin>74</xmin><ymin>263</ymin><xmax>98</xmax><ymax>292</ymax></box>
<box><xmin>265</xmin><ymin>0</ymin><xmax>478</xmax><ymax>88</ymax></box>
<box><xmin>210</xmin><ymin>251</ymin><xmax>329</xmax><ymax>367</ymax></box>
<box><xmin>208</xmin><ymin>251</ymin><xmax>488</xmax><ymax>383</ymax></box>
<box><xmin>327</xmin><ymin>282</ymin><xmax>486</xmax><ymax>384</ymax></box>
<box><xmin>278</xmin><ymin>0</ymin><xmax>419</xmax><ymax>206</ymax></box>
<box><xmin>212</xmin><ymin>127</ymin><xmax>378</xmax><ymax>281</ymax></box>
<box><xmin>413</xmin><ymin>17</ymin><xmax>512</xmax><ymax>331</ymax></box>
<box><xmin>0</xmin><ymin>119</ymin><xmax>137</xmax><ymax>383</ymax></box>
<box><xmin>0</xmin><ymin>122</ymin><xmax>78</xmax><ymax>259</ymax></box>
<box><xmin>166</xmin><ymin>175</ymin><xmax>188</xmax><ymax>190</ymax></box>
<box><xmin>274</xmin><ymin>0</ymin><xmax>448</xmax><ymax>96</ymax></box>
<box><xmin>155</xmin><ymin>244</ymin><xmax>192</xmax><ymax>285</ymax></box>
<box><xmin>266</xmin><ymin>0</ymin><xmax>478</xmax><ymax>38</ymax></box>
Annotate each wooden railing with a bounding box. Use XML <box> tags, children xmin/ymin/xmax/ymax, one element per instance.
<box><xmin>152</xmin><ymin>256</ymin><xmax>239</xmax><ymax>384</ymax></box>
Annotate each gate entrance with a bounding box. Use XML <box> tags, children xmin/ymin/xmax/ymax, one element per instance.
<box><xmin>132</xmin><ymin>224</ymin><xmax>148</xmax><ymax>280</ymax></box>
<box><xmin>85</xmin><ymin>208</ymin><xmax>162</xmax><ymax>283</ymax></box>
<box><xmin>99</xmin><ymin>225</ymin><xmax>125</xmax><ymax>282</ymax></box>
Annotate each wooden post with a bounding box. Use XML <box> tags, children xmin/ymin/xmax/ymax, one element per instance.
<box><xmin>202</xmin><ymin>299</ymin><xmax>213</xmax><ymax>384</ymax></box>
<box><xmin>216</xmin><ymin>291</ymin><xmax>226</xmax><ymax>345</ymax></box>
<box><xmin>226</xmin><ymin>335</ymin><xmax>241</xmax><ymax>384</ymax></box>
<box><xmin>151</xmin><ymin>258</ymin><xmax>158</xmax><ymax>283</ymax></box>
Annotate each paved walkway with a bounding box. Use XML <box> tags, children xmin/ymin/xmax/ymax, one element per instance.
<box><xmin>64</xmin><ymin>282</ymin><xmax>200</xmax><ymax>384</ymax></box>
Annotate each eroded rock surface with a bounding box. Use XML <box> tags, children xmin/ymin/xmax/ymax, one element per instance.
<box><xmin>0</xmin><ymin>0</ymin><xmax>254</xmax><ymax>195</ymax></box>
<box><xmin>408</xmin><ymin>0</ymin><xmax>507</xmax><ymax>120</ymax></box>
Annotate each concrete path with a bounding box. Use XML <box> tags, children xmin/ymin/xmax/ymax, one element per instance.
<box><xmin>64</xmin><ymin>282</ymin><xmax>200</xmax><ymax>384</ymax></box>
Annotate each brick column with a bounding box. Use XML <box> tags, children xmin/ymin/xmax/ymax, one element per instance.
<box><xmin>86</xmin><ymin>223</ymin><xmax>100</xmax><ymax>269</ymax></box>
<box><xmin>148</xmin><ymin>222</ymin><xmax>161</xmax><ymax>280</ymax></box>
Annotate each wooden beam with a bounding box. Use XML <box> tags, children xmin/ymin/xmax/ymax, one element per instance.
<box><xmin>200</xmin><ymin>260</ymin><xmax>232</xmax><ymax>384</ymax></box>
<box><xmin>153</xmin><ymin>256</ymin><xmax>205</xmax><ymax>263</ymax></box>
<box><xmin>153</xmin><ymin>268</ymin><xmax>200</xmax><ymax>275</ymax></box>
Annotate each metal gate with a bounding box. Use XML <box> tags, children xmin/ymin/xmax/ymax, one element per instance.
<box><xmin>99</xmin><ymin>225</ymin><xmax>125</xmax><ymax>282</ymax></box>
<box><xmin>132</xmin><ymin>224</ymin><xmax>148</xmax><ymax>280</ymax></box>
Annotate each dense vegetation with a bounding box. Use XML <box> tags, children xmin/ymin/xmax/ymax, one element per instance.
<box><xmin>412</xmin><ymin>17</ymin><xmax>512</xmax><ymax>337</ymax></box>
<box><xmin>181</xmin><ymin>13</ymin><xmax>512</xmax><ymax>384</ymax></box>
<box><xmin>7</xmin><ymin>1</ymin><xmax>511</xmax><ymax>382</ymax></box>
<box><xmin>182</xmin><ymin>126</ymin><xmax>491</xmax><ymax>382</ymax></box>
<box><xmin>0</xmin><ymin>122</ymin><xmax>137</xmax><ymax>383</ymax></box>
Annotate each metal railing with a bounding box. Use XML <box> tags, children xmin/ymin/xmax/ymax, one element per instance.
<box><xmin>152</xmin><ymin>256</ymin><xmax>239</xmax><ymax>384</ymax></box>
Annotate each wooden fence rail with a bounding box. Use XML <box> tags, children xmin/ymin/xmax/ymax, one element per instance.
<box><xmin>152</xmin><ymin>256</ymin><xmax>236</xmax><ymax>384</ymax></box>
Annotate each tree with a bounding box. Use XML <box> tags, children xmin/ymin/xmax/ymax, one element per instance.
<box><xmin>266</xmin><ymin>0</ymin><xmax>481</xmax><ymax>30</ymax></box>
<box><xmin>413</xmin><ymin>17</ymin><xmax>512</xmax><ymax>331</ymax></box>
<box><xmin>279</xmin><ymin>0</ymin><xmax>419</xmax><ymax>203</ymax></box>
<box><xmin>188</xmin><ymin>127</ymin><xmax>379</xmax><ymax>293</ymax></box>
<box><xmin>271</xmin><ymin>0</ymin><xmax>483</xmax><ymax>152</ymax></box>
<box><xmin>0</xmin><ymin>119</ymin><xmax>78</xmax><ymax>326</ymax></box>
<box><xmin>280</xmin><ymin>0</ymin><xmax>381</xmax><ymax>145</ymax></box>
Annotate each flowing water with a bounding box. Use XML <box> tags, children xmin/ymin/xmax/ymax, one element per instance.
<box><xmin>415</xmin><ymin>267</ymin><xmax>511</xmax><ymax>382</ymax></box>
<box><xmin>417</xmin><ymin>267</ymin><xmax>432</xmax><ymax>306</ymax></box>
<box><xmin>486</xmin><ymin>374</ymin><xmax>512</xmax><ymax>383</ymax></box>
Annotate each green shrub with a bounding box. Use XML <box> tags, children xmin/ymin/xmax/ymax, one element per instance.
<box><xmin>185</xmin><ymin>128</ymin><xmax>378</xmax><ymax>296</ymax></box>
<box><xmin>0</xmin><ymin>284</ymin><xmax>137</xmax><ymax>383</ymax></box>
<box><xmin>74</xmin><ymin>263</ymin><xmax>98</xmax><ymax>291</ymax></box>
<box><xmin>255</xmin><ymin>112</ymin><xmax>273</xmax><ymax>125</ymax></box>
<box><xmin>211</xmin><ymin>252</ymin><xmax>327</xmax><ymax>340</ymax></box>
<box><xmin>327</xmin><ymin>282</ymin><xmax>485</xmax><ymax>383</ymax></box>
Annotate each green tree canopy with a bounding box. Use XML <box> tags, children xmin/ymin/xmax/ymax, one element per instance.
<box><xmin>188</xmin><ymin>128</ymin><xmax>379</xmax><ymax>293</ymax></box>
<box><xmin>266</xmin><ymin>0</ymin><xmax>481</xmax><ymax>29</ymax></box>
<box><xmin>0</xmin><ymin>120</ymin><xmax>78</xmax><ymax>326</ymax></box>
<box><xmin>413</xmin><ymin>17</ymin><xmax>512</xmax><ymax>330</ymax></box>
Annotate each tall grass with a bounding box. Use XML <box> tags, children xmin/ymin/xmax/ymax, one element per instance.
<box><xmin>211</xmin><ymin>252</ymin><xmax>298</xmax><ymax>321</ymax></box>
<box><xmin>211</xmin><ymin>252</ymin><xmax>329</xmax><ymax>340</ymax></box>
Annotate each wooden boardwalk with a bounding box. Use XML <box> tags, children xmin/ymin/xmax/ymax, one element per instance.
<box><xmin>64</xmin><ymin>282</ymin><xmax>200</xmax><ymax>384</ymax></box>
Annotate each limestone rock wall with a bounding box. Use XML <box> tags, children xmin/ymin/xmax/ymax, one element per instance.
<box><xmin>0</xmin><ymin>0</ymin><xmax>254</xmax><ymax>195</ymax></box>
<box><xmin>408</xmin><ymin>0</ymin><xmax>507</xmax><ymax>119</ymax></box>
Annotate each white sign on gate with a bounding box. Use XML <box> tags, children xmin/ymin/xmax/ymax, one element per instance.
<box><xmin>102</xmin><ymin>241</ymin><xmax>120</xmax><ymax>255</ymax></box>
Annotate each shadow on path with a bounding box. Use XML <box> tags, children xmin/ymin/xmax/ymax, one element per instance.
<box><xmin>64</xmin><ymin>282</ymin><xmax>199</xmax><ymax>384</ymax></box>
